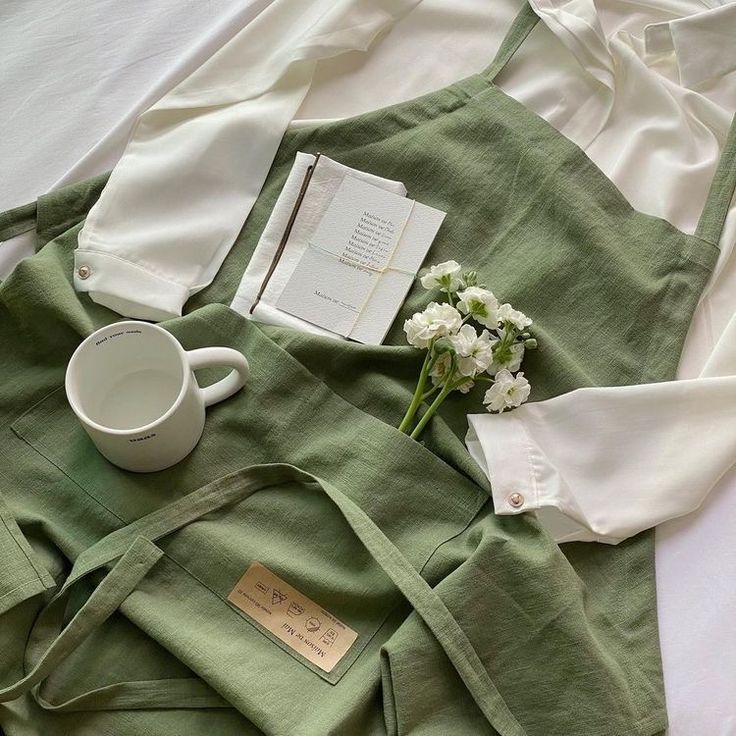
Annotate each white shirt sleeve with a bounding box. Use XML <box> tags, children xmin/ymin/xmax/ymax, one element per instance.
<box><xmin>74</xmin><ymin>0</ymin><xmax>421</xmax><ymax>321</ymax></box>
<box><xmin>466</xmin><ymin>312</ymin><xmax>736</xmax><ymax>544</ymax></box>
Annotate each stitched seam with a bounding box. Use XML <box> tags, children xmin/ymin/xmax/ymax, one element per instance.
<box><xmin>74</xmin><ymin>248</ymin><xmax>190</xmax><ymax>290</ymax></box>
<box><xmin>11</xmin><ymin>387</ymin><xmax>130</xmax><ymax>524</ymax></box>
<box><xmin>419</xmin><ymin>496</ymin><xmax>490</xmax><ymax>578</ymax></box>
<box><xmin>202</xmin><ymin>312</ymin><xmax>486</xmax><ymax>514</ymax></box>
<box><xmin>517</xmin><ymin>418</ymin><xmax>541</xmax><ymax>511</ymax></box>
<box><xmin>2</xmin><ymin>530</ymin><xmax>52</xmax><ymax>587</ymax></box>
<box><xmin>0</xmin><ymin>512</ymin><xmax>48</xmax><ymax>585</ymax></box>
<box><xmin>678</xmin><ymin>237</ymin><xmax>720</xmax><ymax>267</ymax></box>
<box><xmin>288</xmin><ymin>77</ymin><xmax>490</xmax><ymax>153</ymax></box>
<box><xmin>0</xmin><ymin>578</ymin><xmax>49</xmax><ymax>609</ymax></box>
<box><xmin>638</xmin><ymin>250</ymin><xmax>694</xmax><ymax>383</ymax></box>
<box><xmin>11</xmin><ymin>424</ymin><xmax>127</xmax><ymax>525</ymax></box>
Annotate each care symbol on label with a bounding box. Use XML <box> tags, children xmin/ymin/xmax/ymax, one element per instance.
<box><xmin>287</xmin><ymin>602</ymin><xmax>304</xmax><ymax>618</ymax></box>
<box><xmin>271</xmin><ymin>588</ymin><xmax>287</xmax><ymax>606</ymax></box>
<box><xmin>320</xmin><ymin>628</ymin><xmax>338</xmax><ymax>646</ymax></box>
<box><xmin>305</xmin><ymin>616</ymin><xmax>321</xmax><ymax>633</ymax></box>
<box><xmin>255</xmin><ymin>582</ymin><xmax>270</xmax><ymax>596</ymax></box>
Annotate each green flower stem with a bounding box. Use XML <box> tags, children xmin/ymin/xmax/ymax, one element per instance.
<box><xmin>490</xmin><ymin>322</ymin><xmax>518</xmax><ymax>366</ymax></box>
<box><xmin>409</xmin><ymin>380</ymin><xmax>454</xmax><ymax>440</ymax></box>
<box><xmin>500</xmin><ymin>322</ymin><xmax>518</xmax><ymax>347</ymax></box>
<box><xmin>449</xmin><ymin>377</ymin><xmax>473</xmax><ymax>391</ymax></box>
<box><xmin>474</xmin><ymin>375</ymin><xmax>495</xmax><ymax>384</ymax></box>
<box><xmin>421</xmin><ymin>385</ymin><xmax>441</xmax><ymax>401</ymax></box>
<box><xmin>398</xmin><ymin>348</ymin><xmax>434</xmax><ymax>433</ymax></box>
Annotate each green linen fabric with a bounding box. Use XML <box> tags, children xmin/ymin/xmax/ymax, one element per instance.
<box><xmin>0</xmin><ymin>6</ymin><xmax>732</xmax><ymax>734</ymax></box>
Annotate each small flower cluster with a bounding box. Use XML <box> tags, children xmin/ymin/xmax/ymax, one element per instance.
<box><xmin>399</xmin><ymin>260</ymin><xmax>536</xmax><ymax>438</ymax></box>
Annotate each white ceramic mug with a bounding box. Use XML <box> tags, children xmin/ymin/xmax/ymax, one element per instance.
<box><xmin>65</xmin><ymin>321</ymin><xmax>249</xmax><ymax>473</ymax></box>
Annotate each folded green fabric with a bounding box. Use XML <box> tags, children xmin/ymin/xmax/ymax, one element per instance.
<box><xmin>0</xmin><ymin>7</ymin><xmax>730</xmax><ymax>733</ymax></box>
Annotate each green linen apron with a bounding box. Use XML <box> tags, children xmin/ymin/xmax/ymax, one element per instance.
<box><xmin>1</xmin><ymin>6</ymin><xmax>735</xmax><ymax>735</ymax></box>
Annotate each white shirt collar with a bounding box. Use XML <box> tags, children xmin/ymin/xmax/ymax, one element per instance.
<box><xmin>644</xmin><ymin>3</ymin><xmax>736</xmax><ymax>88</ymax></box>
<box><xmin>534</xmin><ymin>0</ymin><xmax>736</xmax><ymax>91</ymax></box>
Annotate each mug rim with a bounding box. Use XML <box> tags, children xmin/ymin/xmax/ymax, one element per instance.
<box><xmin>65</xmin><ymin>320</ymin><xmax>191</xmax><ymax>436</ymax></box>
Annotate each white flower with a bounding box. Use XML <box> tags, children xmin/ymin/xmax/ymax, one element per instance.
<box><xmin>449</xmin><ymin>324</ymin><xmax>495</xmax><ymax>377</ymax></box>
<box><xmin>430</xmin><ymin>351</ymin><xmax>452</xmax><ymax>386</ymax></box>
<box><xmin>487</xmin><ymin>341</ymin><xmax>525</xmax><ymax>376</ymax></box>
<box><xmin>456</xmin><ymin>287</ymin><xmax>499</xmax><ymax>328</ymax></box>
<box><xmin>403</xmin><ymin>302</ymin><xmax>463</xmax><ymax>349</ymax></box>
<box><xmin>420</xmin><ymin>260</ymin><xmax>463</xmax><ymax>293</ymax></box>
<box><xmin>423</xmin><ymin>302</ymin><xmax>463</xmax><ymax>336</ymax></box>
<box><xmin>456</xmin><ymin>377</ymin><xmax>475</xmax><ymax>393</ymax></box>
<box><xmin>430</xmin><ymin>353</ymin><xmax>475</xmax><ymax>392</ymax></box>
<box><xmin>483</xmin><ymin>370</ymin><xmax>531</xmax><ymax>413</ymax></box>
<box><xmin>497</xmin><ymin>303</ymin><xmax>532</xmax><ymax>331</ymax></box>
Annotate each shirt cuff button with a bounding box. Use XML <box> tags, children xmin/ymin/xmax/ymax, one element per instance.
<box><xmin>508</xmin><ymin>492</ymin><xmax>524</xmax><ymax>508</ymax></box>
<box><xmin>78</xmin><ymin>265</ymin><xmax>91</xmax><ymax>280</ymax></box>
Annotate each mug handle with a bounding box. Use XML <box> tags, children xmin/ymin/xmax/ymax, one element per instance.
<box><xmin>186</xmin><ymin>348</ymin><xmax>250</xmax><ymax>408</ymax></box>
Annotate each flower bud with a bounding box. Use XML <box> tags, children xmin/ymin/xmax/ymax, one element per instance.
<box><xmin>461</xmin><ymin>270</ymin><xmax>478</xmax><ymax>288</ymax></box>
<box><xmin>432</xmin><ymin>337</ymin><xmax>457</xmax><ymax>356</ymax></box>
<box><xmin>524</xmin><ymin>338</ymin><xmax>538</xmax><ymax>349</ymax></box>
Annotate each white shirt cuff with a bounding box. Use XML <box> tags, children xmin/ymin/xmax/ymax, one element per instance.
<box><xmin>74</xmin><ymin>249</ymin><xmax>190</xmax><ymax>321</ymax></box>
<box><xmin>466</xmin><ymin>410</ymin><xmax>539</xmax><ymax>515</ymax></box>
<box><xmin>466</xmin><ymin>412</ymin><xmax>624</xmax><ymax>545</ymax></box>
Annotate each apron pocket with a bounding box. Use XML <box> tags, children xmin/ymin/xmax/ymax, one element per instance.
<box><xmin>99</xmin><ymin>463</ymin><xmax>493</xmax><ymax>734</ymax></box>
<box><xmin>155</xmin><ymin>477</ymin><xmax>411</xmax><ymax>686</ymax></box>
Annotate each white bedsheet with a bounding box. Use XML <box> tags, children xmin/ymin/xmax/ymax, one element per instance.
<box><xmin>1</xmin><ymin>1</ymin><xmax>732</xmax><ymax>733</ymax></box>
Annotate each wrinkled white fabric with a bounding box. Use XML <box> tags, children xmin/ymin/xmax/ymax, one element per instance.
<box><xmin>467</xmin><ymin>312</ymin><xmax>736</xmax><ymax>544</ymax></box>
<box><xmin>0</xmin><ymin>0</ymin><xmax>272</xmax><ymax>213</ymax></box>
<box><xmin>74</xmin><ymin>0</ymin><xmax>423</xmax><ymax>321</ymax></box>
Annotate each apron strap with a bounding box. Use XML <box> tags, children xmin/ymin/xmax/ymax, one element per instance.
<box><xmin>0</xmin><ymin>201</ymin><xmax>37</xmax><ymax>243</ymax></box>
<box><xmin>3</xmin><ymin>464</ymin><xmax>526</xmax><ymax>734</ymax></box>
<box><xmin>482</xmin><ymin>2</ymin><xmax>540</xmax><ymax>83</ymax></box>
<box><xmin>0</xmin><ymin>537</ymin><xmax>224</xmax><ymax>711</ymax></box>
<box><xmin>314</xmin><ymin>472</ymin><xmax>529</xmax><ymax>736</ymax></box>
<box><xmin>695</xmin><ymin>114</ymin><xmax>736</xmax><ymax>245</ymax></box>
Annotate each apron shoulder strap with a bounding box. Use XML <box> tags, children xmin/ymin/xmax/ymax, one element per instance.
<box><xmin>484</xmin><ymin>3</ymin><xmax>736</xmax><ymax>249</ymax></box>
<box><xmin>0</xmin><ymin>201</ymin><xmax>37</xmax><ymax>243</ymax></box>
<box><xmin>696</xmin><ymin>114</ymin><xmax>736</xmax><ymax>245</ymax></box>
<box><xmin>482</xmin><ymin>2</ymin><xmax>540</xmax><ymax>83</ymax></box>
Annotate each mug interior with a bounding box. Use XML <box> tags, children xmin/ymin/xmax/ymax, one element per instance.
<box><xmin>67</xmin><ymin>323</ymin><xmax>185</xmax><ymax>431</ymax></box>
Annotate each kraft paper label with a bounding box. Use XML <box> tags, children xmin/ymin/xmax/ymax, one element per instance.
<box><xmin>227</xmin><ymin>562</ymin><xmax>358</xmax><ymax>673</ymax></box>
